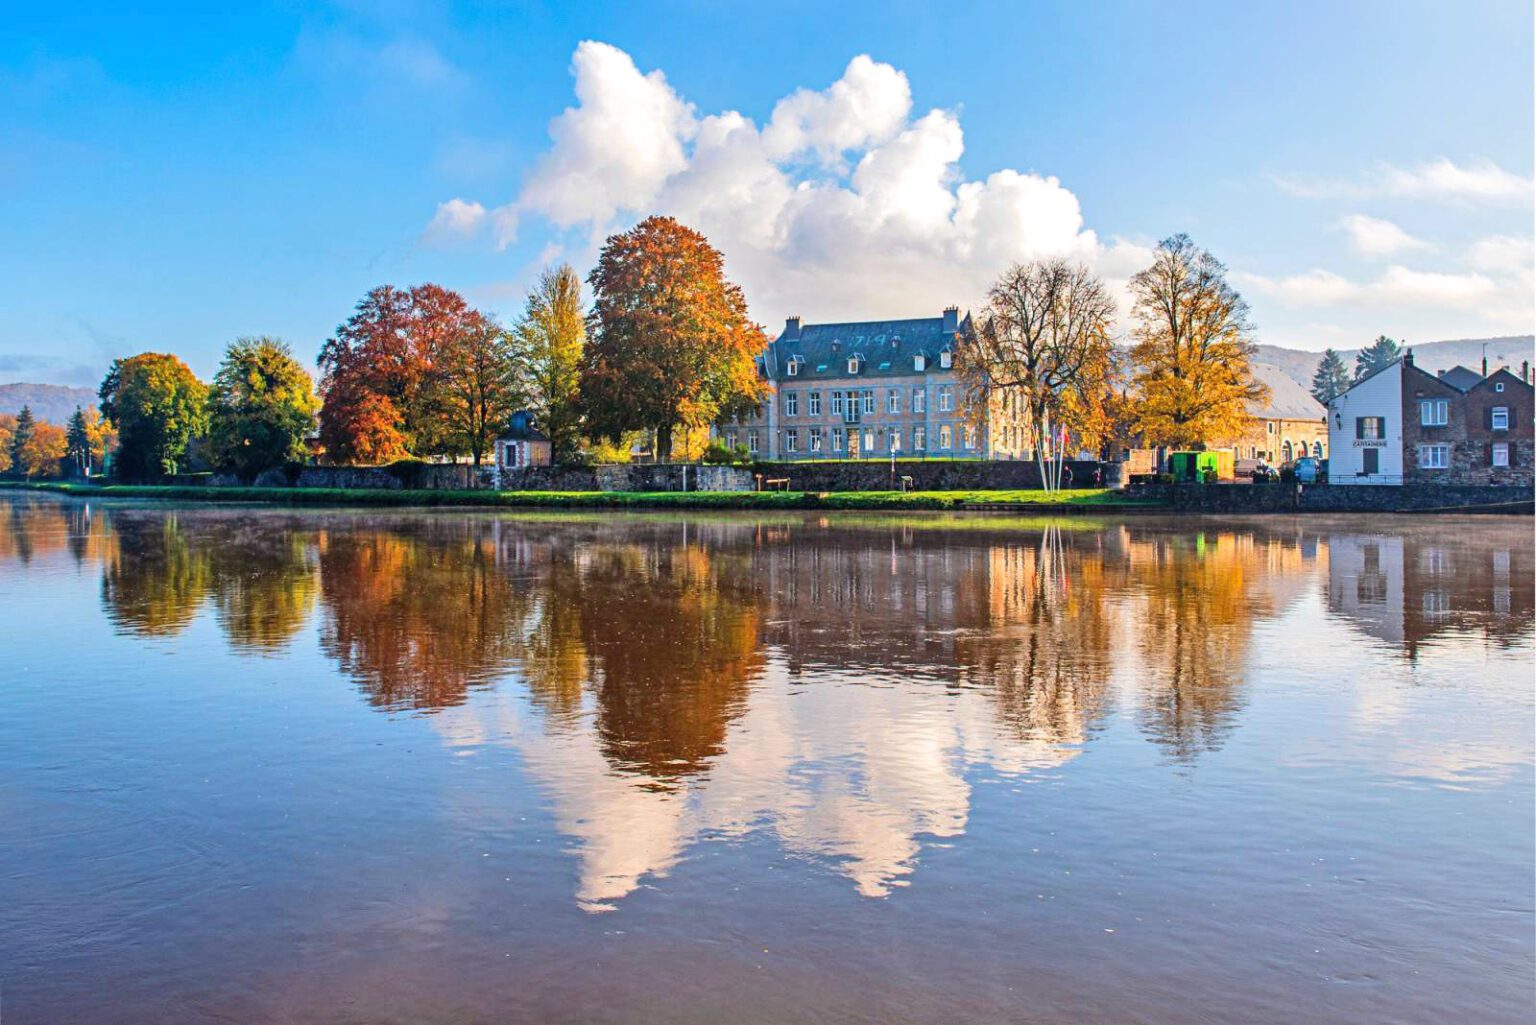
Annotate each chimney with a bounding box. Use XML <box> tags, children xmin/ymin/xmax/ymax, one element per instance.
<box><xmin>1481</xmin><ymin>354</ymin><xmax>1488</xmax><ymax>377</ymax></box>
<box><xmin>1437</xmin><ymin>369</ymin><xmax>1445</xmax><ymax>378</ymax></box>
<box><xmin>941</xmin><ymin>305</ymin><xmax>959</xmax><ymax>333</ymax></box>
<box><xmin>1523</xmin><ymin>360</ymin><xmax>1530</xmax><ymax>384</ymax></box>
<box><xmin>1403</xmin><ymin>349</ymin><xmax>1413</xmax><ymax>368</ymax></box>
<box><xmin>784</xmin><ymin>315</ymin><xmax>802</xmax><ymax>339</ymax></box>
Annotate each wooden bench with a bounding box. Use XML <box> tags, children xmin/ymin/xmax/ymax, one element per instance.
<box><xmin>758</xmin><ymin>476</ymin><xmax>790</xmax><ymax>492</ymax></box>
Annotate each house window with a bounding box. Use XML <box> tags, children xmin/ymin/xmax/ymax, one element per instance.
<box><xmin>913</xmin><ymin>388</ymin><xmax>926</xmax><ymax>413</ymax></box>
<box><xmin>861</xmin><ymin>391</ymin><xmax>875</xmax><ymax>415</ymax></box>
<box><xmin>1492</xmin><ymin>406</ymin><xmax>1509</xmax><ymax>430</ymax></box>
<box><xmin>725</xmin><ymin>432</ymin><xmax>737</xmax><ymax>449</ymax></box>
<box><xmin>1419</xmin><ymin>399</ymin><xmax>1448</xmax><ymax>426</ymax></box>
<box><xmin>786</xmin><ymin>359</ymin><xmax>799</xmax><ymax>377</ymax></box>
<box><xmin>862</xmin><ymin>429</ymin><xmax>875</xmax><ymax>452</ymax></box>
<box><xmin>1356</xmin><ymin>416</ymin><xmax>1385</xmax><ymax>440</ymax></box>
<box><xmin>938</xmin><ymin>385</ymin><xmax>953</xmax><ymax>412</ymax></box>
<box><xmin>810</xmin><ymin>427</ymin><xmax>824</xmax><ymax>452</ymax></box>
<box><xmin>848</xmin><ymin>357</ymin><xmax>860</xmax><ymax>374</ymax></box>
<box><xmin>1266</xmin><ymin>421</ymin><xmax>1275</xmax><ymax>435</ymax></box>
<box><xmin>1417</xmin><ymin>443</ymin><xmax>1449</xmax><ymax>469</ymax></box>
<box><xmin>1495</xmin><ymin>382</ymin><xmax>1505</xmax><ymax>392</ymax></box>
<box><xmin>1492</xmin><ymin>442</ymin><xmax>1510</xmax><ymax>467</ymax></box>
<box><xmin>830</xmin><ymin>391</ymin><xmax>844</xmax><ymax>415</ymax></box>
<box><xmin>890</xmin><ymin>430</ymin><xmax>902</xmax><ymax>452</ymax></box>
<box><xmin>887</xmin><ymin>389</ymin><xmax>900</xmax><ymax>413</ymax></box>
<box><xmin>808</xmin><ymin>392</ymin><xmax>821</xmax><ymax>416</ymax></box>
<box><xmin>939</xmin><ymin>349</ymin><xmax>952</xmax><ymax>369</ymax></box>
<box><xmin>832</xmin><ymin>427</ymin><xmax>845</xmax><ymax>451</ymax></box>
<box><xmin>785</xmin><ymin>429</ymin><xmax>799</xmax><ymax>453</ymax></box>
<box><xmin>747</xmin><ymin>430</ymin><xmax>759</xmax><ymax>453</ymax></box>
<box><xmin>914</xmin><ymin>426</ymin><xmax>926</xmax><ymax>450</ymax></box>
<box><xmin>784</xmin><ymin>391</ymin><xmax>798</xmax><ymax>417</ymax></box>
<box><xmin>939</xmin><ymin>424</ymin><xmax>953</xmax><ymax>449</ymax></box>
<box><xmin>963</xmin><ymin>425</ymin><xmax>977</xmax><ymax>450</ymax></box>
<box><xmin>914</xmin><ymin>354</ymin><xmax>926</xmax><ymax>371</ymax></box>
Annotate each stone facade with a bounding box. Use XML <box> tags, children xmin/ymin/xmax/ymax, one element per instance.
<box><xmin>750</xmin><ymin>459</ymin><xmax>1105</xmax><ymax>492</ymax></box>
<box><xmin>1232</xmin><ymin>362</ymin><xmax>1328</xmax><ymax>464</ymax></box>
<box><xmin>721</xmin><ymin>308</ymin><xmax>1029</xmax><ymax>461</ymax></box>
<box><xmin>1403</xmin><ymin>363</ymin><xmax>1533</xmax><ymax>486</ymax></box>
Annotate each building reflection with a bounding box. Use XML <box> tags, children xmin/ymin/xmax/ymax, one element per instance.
<box><xmin>1328</xmin><ymin>527</ymin><xmax>1534</xmax><ymax>658</ymax></box>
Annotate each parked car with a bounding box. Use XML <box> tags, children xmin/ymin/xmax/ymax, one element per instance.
<box><xmin>1291</xmin><ymin>457</ymin><xmax>1322</xmax><ymax>484</ymax></box>
<box><xmin>1249</xmin><ymin>461</ymin><xmax>1279</xmax><ymax>483</ymax></box>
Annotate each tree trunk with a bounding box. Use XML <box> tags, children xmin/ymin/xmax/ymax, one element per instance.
<box><xmin>656</xmin><ymin>424</ymin><xmax>674</xmax><ymax>464</ymax></box>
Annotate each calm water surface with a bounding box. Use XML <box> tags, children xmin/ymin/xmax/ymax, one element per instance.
<box><xmin>0</xmin><ymin>495</ymin><xmax>1531</xmax><ymax>1024</ymax></box>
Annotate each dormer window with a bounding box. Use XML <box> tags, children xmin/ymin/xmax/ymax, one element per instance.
<box><xmin>786</xmin><ymin>358</ymin><xmax>800</xmax><ymax>377</ymax></box>
<box><xmin>848</xmin><ymin>355</ymin><xmax>861</xmax><ymax>374</ymax></box>
<box><xmin>914</xmin><ymin>353</ymin><xmax>927</xmax><ymax>372</ymax></box>
<box><xmin>939</xmin><ymin>348</ymin><xmax>952</xmax><ymax>369</ymax></box>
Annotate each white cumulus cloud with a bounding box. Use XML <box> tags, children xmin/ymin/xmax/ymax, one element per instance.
<box><xmin>431</xmin><ymin>43</ymin><xmax>1113</xmax><ymax>324</ymax></box>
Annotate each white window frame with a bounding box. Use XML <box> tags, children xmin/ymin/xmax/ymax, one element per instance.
<box><xmin>862</xmin><ymin>391</ymin><xmax>875</xmax><ymax>415</ymax></box>
<box><xmin>848</xmin><ymin>357</ymin><xmax>860</xmax><ymax>374</ymax></box>
<box><xmin>913</xmin><ymin>426</ymin><xmax>926</xmax><ymax>450</ymax></box>
<box><xmin>784</xmin><ymin>391</ymin><xmax>798</xmax><ymax>417</ymax></box>
<box><xmin>810</xmin><ymin>428</ymin><xmax>823</xmax><ymax>452</ymax></box>
<box><xmin>786</xmin><ymin>359</ymin><xmax>799</xmax><ymax>377</ymax></box>
<box><xmin>939</xmin><ymin>349</ymin><xmax>952</xmax><ymax>369</ymax></box>
<box><xmin>913</xmin><ymin>388</ymin><xmax>926</xmax><ymax>413</ymax></box>
<box><xmin>1492</xmin><ymin>406</ymin><xmax>1509</xmax><ymax>431</ymax></box>
<box><xmin>808</xmin><ymin>392</ymin><xmax>821</xmax><ymax>417</ymax></box>
<box><xmin>1419</xmin><ymin>399</ymin><xmax>1448</xmax><ymax>426</ymax></box>
<box><xmin>913</xmin><ymin>354</ymin><xmax>926</xmax><ymax>371</ymax></box>
<box><xmin>889</xmin><ymin>430</ymin><xmax>902</xmax><ymax>452</ymax></box>
<box><xmin>887</xmin><ymin>390</ymin><xmax>900</xmax><ymax>413</ymax></box>
<box><xmin>938</xmin><ymin>385</ymin><xmax>952</xmax><ymax>413</ymax></box>
<box><xmin>1492</xmin><ymin>442</ymin><xmax>1510</xmax><ymax>467</ymax></box>
<box><xmin>747</xmin><ymin>430</ymin><xmax>759</xmax><ymax>453</ymax></box>
<box><xmin>785</xmin><ymin>429</ymin><xmax>799</xmax><ymax>453</ymax></box>
<box><xmin>1417</xmin><ymin>443</ymin><xmax>1449</xmax><ymax>469</ymax></box>
<box><xmin>963</xmin><ymin>425</ymin><xmax>977</xmax><ymax>450</ymax></box>
<box><xmin>830</xmin><ymin>391</ymin><xmax>844</xmax><ymax>415</ymax></box>
<box><xmin>939</xmin><ymin>424</ymin><xmax>952</xmax><ymax>449</ymax></box>
<box><xmin>832</xmin><ymin>427</ymin><xmax>845</xmax><ymax>451</ymax></box>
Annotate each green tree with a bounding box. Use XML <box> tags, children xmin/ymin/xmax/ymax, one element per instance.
<box><xmin>433</xmin><ymin>317</ymin><xmax>519</xmax><ymax>466</ymax></box>
<box><xmin>582</xmin><ymin>216</ymin><xmax>767</xmax><ymax>463</ymax></box>
<box><xmin>511</xmin><ymin>264</ymin><xmax>587</xmax><ymax>462</ymax></box>
<box><xmin>1354</xmin><ymin>335</ymin><xmax>1401</xmax><ymax>380</ymax></box>
<box><xmin>101</xmin><ymin>353</ymin><xmax>209</xmax><ymax>480</ymax></box>
<box><xmin>66</xmin><ymin>406</ymin><xmax>92</xmax><ymax>475</ymax></box>
<box><xmin>1310</xmin><ymin>349</ymin><xmax>1351</xmax><ymax>405</ymax></box>
<box><xmin>206</xmin><ymin>337</ymin><xmax>321</xmax><ymax>479</ymax></box>
<box><xmin>9</xmin><ymin>405</ymin><xmax>36</xmax><ymax>474</ymax></box>
<box><xmin>1129</xmin><ymin>235</ymin><xmax>1268</xmax><ymax>449</ymax></box>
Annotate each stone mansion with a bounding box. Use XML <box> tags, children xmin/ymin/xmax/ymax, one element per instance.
<box><xmin>720</xmin><ymin>307</ymin><xmax>1029</xmax><ymax>461</ymax></box>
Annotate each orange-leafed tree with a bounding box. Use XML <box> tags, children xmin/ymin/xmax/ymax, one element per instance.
<box><xmin>581</xmin><ymin>216</ymin><xmax>766</xmax><ymax>463</ymax></box>
<box><xmin>316</xmin><ymin>284</ymin><xmax>497</xmax><ymax>464</ymax></box>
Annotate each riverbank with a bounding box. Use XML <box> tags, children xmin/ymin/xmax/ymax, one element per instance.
<box><xmin>0</xmin><ymin>481</ymin><xmax>1154</xmax><ymax>512</ymax></box>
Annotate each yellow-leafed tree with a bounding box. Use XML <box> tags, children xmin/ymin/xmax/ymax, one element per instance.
<box><xmin>1129</xmin><ymin>235</ymin><xmax>1267</xmax><ymax>449</ymax></box>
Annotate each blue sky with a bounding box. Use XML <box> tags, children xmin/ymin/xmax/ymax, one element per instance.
<box><xmin>3</xmin><ymin>0</ymin><xmax>1532</xmax><ymax>388</ymax></box>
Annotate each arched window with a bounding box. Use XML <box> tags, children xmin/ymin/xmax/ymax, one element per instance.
<box><xmin>1282</xmin><ymin>440</ymin><xmax>1293</xmax><ymax>462</ymax></box>
<box><xmin>1312</xmin><ymin>441</ymin><xmax>1323</xmax><ymax>458</ymax></box>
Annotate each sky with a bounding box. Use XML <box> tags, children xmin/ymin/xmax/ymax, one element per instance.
<box><xmin>2</xmin><ymin>0</ymin><xmax>1532</xmax><ymax>388</ymax></box>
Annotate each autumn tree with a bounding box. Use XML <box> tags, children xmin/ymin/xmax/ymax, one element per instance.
<box><xmin>1354</xmin><ymin>335</ymin><xmax>1401</xmax><ymax>380</ymax></box>
<box><xmin>0</xmin><ymin>414</ymin><xmax>14</xmax><ymax>474</ymax></box>
<box><xmin>17</xmin><ymin>422</ymin><xmax>67</xmax><ymax>478</ymax></box>
<box><xmin>99</xmin><ymin>353</ymin><xmax>210</xmax><ymax>480</ymax></box>
<box><xmin>1310</xmin><ymin>349</ymin><xmax>1351</xmax><ymax>405</ymax></box>
<box><xmin>510</xmin><ymin>264</ymin><xmax>586</xmax><ymax>462</ymax></box>
<box><xmin>1129</xmin><ymin>235</ymin><xmax>1268</xmax><ymax>449</ymax></box>
<box><xmin>206</xmin><ymin>337</ymin><xmax>321</xmax><ymax>479</ymax></box>
<box><xmin>959</xmin><ymin>259</ymin><xmax>1118</xmax><ymax>489</ymax></box>
<box><xmin>581</xmin><ymin>216</ymin><xmax>767</xmax><ymax>462</ymax></box>
<box><xmin>316</xmin><ymin>284</ymin><xmax>492</xmax><ymax>464</ymax></box>
<box><xmin>436</xmin><ymin>317</ymin><xmax>519</xmax><ymax>465</ymax></box>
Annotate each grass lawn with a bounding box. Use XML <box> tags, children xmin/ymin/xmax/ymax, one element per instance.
<box><xmin>0</xmin><ymin>480</ymin><xmax>1160</xmax><ymax>511</ymax></box>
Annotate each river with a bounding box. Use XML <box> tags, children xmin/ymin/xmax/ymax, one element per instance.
<box><xmin>0</xmin><ymin>495</ymin><xmax>1531</xmax><ymax>1024</ymax></box>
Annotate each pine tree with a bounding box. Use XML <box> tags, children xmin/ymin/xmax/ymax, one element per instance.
<box><xmin>10</xmin><ymin>405</ymin><xmax>35</xmax><ymax>472</ymax></box>
<box><xmin>66</xmin><ymin>406</ymin><xmax>92</xmax><ymax>474</ymax></box>
<box><xmin>1354</xmin><ymin>335</ymin><xmax>1401</xmax><ymax>381</ymax></box>
<box><xmin>1310</xmin><ymin>349</ymin><xmax>1351</xmax><ymax>405</ymax></box>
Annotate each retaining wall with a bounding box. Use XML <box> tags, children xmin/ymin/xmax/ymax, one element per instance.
<box><xmin>750</xmin><ymin>459</ymin><xmax>1105</xmax><ymax>492</ymax></box>
<box><xmin>1129</xmin><ymin>482</ymin><xmax>1534</xmax><ymax>513</ymax></box>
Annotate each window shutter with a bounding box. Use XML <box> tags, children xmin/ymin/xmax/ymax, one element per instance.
<box><xmin>1355</xmin><ymin>417</ymin><xmax>1363</xmax><ymax>440</ymax></box>
<box><xmin>1485</xmin><ymin>405</ymin><xmax>1492</xmax><ymax>429</ymax></box>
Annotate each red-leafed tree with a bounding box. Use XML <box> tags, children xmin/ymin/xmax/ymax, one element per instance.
<box><xmin>316</xmin><ymin>284</ymin><xmax>502</xmax><ymax>464</ymax></box>
<box><xmin>581</xmin><ymin>216</ymin><xmax>767</xmax><ymax>463</ymax></box>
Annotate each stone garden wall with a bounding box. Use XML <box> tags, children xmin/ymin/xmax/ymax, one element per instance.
<box><xmin>1129</xmin><ymin>482</ymin><xmax>1534</xmax><ymax>513</ymax></box>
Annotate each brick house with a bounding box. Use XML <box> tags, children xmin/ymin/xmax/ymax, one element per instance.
<box><xmin>719</xmin><ymin>307</ymin><xmax>1029</xmax><ymax>460</ymax></box>
<box><xmin>1232</xmin><ymin>362</ymin><xmax>1329</xmax><ymax>464</ymax></box>
<box><xmin>1456</xmin><ymin>368</ymin><xmax>1533</xmax><ymax>486</ymax></box>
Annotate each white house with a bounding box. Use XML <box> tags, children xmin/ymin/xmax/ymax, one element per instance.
<box><xmin>1327</xmin><ymin>360</ymin><xmax>1404</xmax><ymax>485</ymax></box>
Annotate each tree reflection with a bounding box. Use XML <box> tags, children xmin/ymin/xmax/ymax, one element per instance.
<box><xmin>205</xmin><ymin>524</ymin><xmax>318</xmax><ymax>654</ymax></box>
<box><xmin>317</xmin><ymin>522</ymin><xmax>522</xmax><ymax>711</ymax></box>
<box><xmin>101</xmin><ymin>513</ymin><xmax>213</xmax><ymax>638</ymax></box>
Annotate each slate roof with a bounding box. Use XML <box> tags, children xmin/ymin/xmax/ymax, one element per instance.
<box><xmin>1247</xmin><ymin>362</ymin><xmax>1327</xmax><ymax>420</ymax></box>
<box><xmin>764</xmin><ymin>315</ymin><xmax>967</xmax><ymax>381</ymax></box>
<box><xmin>498</xmin><ymin>410</ymin><xmax>549</xmax><ymax>441</ymax></box>
<box><xmin>1437</xmin><ymin>365</ymin><xmax>1484</xmax><ymax>392</ymax></box>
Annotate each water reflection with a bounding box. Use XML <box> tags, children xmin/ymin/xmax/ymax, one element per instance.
<box><xmin>4</xmin><ymin>496</ymin><xmax>1531</xmax><ymax>907</ymax></box>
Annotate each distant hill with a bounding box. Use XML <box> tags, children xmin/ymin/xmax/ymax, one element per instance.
<box><xmin>0</xmin><ymin>383</ymin><xmax>98</xmax><ymax>424</ymax></box>
<box><xmin>1255</xmin><ymin>335</ymin><xmax>1535</xmax><ymax>391</ymax></box>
